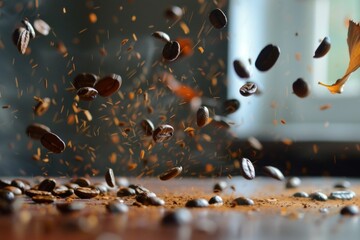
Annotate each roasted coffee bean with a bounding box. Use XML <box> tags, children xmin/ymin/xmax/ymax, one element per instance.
<box><xmin>38</xmin><ymin>178</ymin><xmax>56</xmax><ymax>192</ymax></box>
<box><xmin>232</xmin><ymin>197</ymin><xmax>254</xmax><ymax>206</ymax></box>
<box><xmin>262</xmin><ymin>166</ymin><xmax>285</xmax><ymax>181</ymax></box>
<box><xmin>0</xmin><ymin>179</ymin><xmax>11</xmax><ymax>189</ymax></box>
<box><xmin>140</xmin><ymin>119</ymin><xmax>155</xmax><ymax>136</ymax></box>
<box><xmin>105</xmin><ymin>168</ymin><xmax>116</xmax><ymax>188</ymax></box>
<box><xmin>22</xmin><ymin>18</ymin><xmax>35</xmax><ymax>39</ymax></box>
<box><xmin>293</xmin><ymin>192</ymin><xmax>309</xmax><ymax>198</ymax></box>
<box><xmin>159</xmin><ymin>166</ymin><xmax>182</xmax><ymax>181</ymax></box>
<box><xmin>94</xmin><ymin>74</ymin><xmax>122</xmax><ymax>97</ymax></box>
<box><xmin>340</xmin><ymin>205</ymin><xmax>359</xmax><ymax>216</ymax></box>
<box><xmin>239</xmin><ymin>82</ymin><xmax>258</xmax><ymax>97</ymax></box>
<box><xmin>233</xmin><ymin>59</ymin><xmax>250</xmax><ymax>78</ymax></box>
<box><xmin>106</xmin><ymin>200</ymin><xmax>129</xmax><ymax>214</ymax></box>
<box><xmin>185</xmin><ymin>198</ymin><xmax>209</xmax><ymax>208</ymax></box>
<box><xmin>310</xmin><ymin>192</ymin><xmax>328</xmax><ymax>201</ymax></box>
<box><xmin>162</xmin><ymin>208</ymin><xmax>192</xmax><ymax>226</ymax></box>
<box><xmin>136</xmin><ymin>192</ymin><xmax>157</xmax><ymax>204</ymax></box>
<box><xmin>56</xmin><ymin>202</ymin><xmax>85</xmax><ymax>214</ymax></box>
<box><xmin>164</xmin><ymin>6</ymin><xmax>183</xmax><ymax>20</ymax></box>
<box><xmin>196</xmin><ymin>106</ymin><xmax>209</xmax><ymax>127</ymax></box>
<box><xmin>71</xmin><ymin>177</ymin><xmax>91</xmax><ymax>187</ymax></box>
<box><xmin>12</xmin><ymin>27</ymin><xmax>30</xmax><ymax>54</ymax></box>
<box><xmin>33</xmin><ymin>19</ymin><xmax>51</xmax><ymax>36</ymax></box>
<box><xmin>240</xmin><ymin>158</ymin><xmax>255</xmax><ymax>180</ymax></box>
<box><xmin>285</xmin><ymin>177</ymin><xmax>301</xmax><ymax>189</ymax></box>
<box><xmin>11</xmin><ymin>179</ymin><xmax>28</xmax><ymax>193</ymax></box>
<box><xmin>128</xmin><ymin>184</ymin><xmax>151</xmax><ymax>194</ymax></box>
<box><xmin>292</xmin><ymin>78</ymin><xmax>310</xmax><ymax>98</ymax></box>
<box><xmin>76</xmin><ymin>87</ymin><xmax>98</xmax><ymax>101</ymax></box>
<box><xmin>73</xmin><ymin>73</ymin><xmax>98</xmax><ymax>90</ymax></box>
<box><xmin>24</xmin><ymin>189</ymin><xmax>52</xmax><ymax>198</ymax></box>
<box><xmin>32</xmin><ymin>195</ymin><xmax>56</xmax><ymax>204</ymax></box>
<box><xmin>213</xmin><ymin>181</ymin><xmax>227</xmax><ymax>193</ymax></box>
<box><xmin>40</xmin><ymin>132</ymin><xmax>66</xmax><ymax>153</ymax></box>
<box><xmin>117</xmin><ymin>187</ymin><xmax>136</xmax><ymax>197</ymax></box>
<box><xmin>74</xmin><ymin>187</ymin><xmax>99</xmax><ymax>199</ymax></box>
<box><xmin>162</xmin><ymin>41</ymin><xmax>180</xmax><ymax>61</ymax></box>
<box><xmin>138</xmin><ymin>195</ymin><xmax>165</xmax><ymax>206</ymax></box>
<box><xmin>223</xmin><ymin>99</ymin><xmax>240</xmax><ymax>115</ymax></box>
<box><xmin>3</xmin><ymin>186</ymin><xmax>22</xmax><ymax>195</ymax></box>
<box><xmin>255</xmin><ymin>44</ymin><xmax>280</xmax><ymax>71</ymax></box>
<box><xmin>209</xmin><ymin>8</ymin><xmax>227</xmax><ymax>29</ymax></box>
<box><xmin>0</xmin><ymin>190</ymin><xmax>15</xmax><ymax>203</ymax></box>
<box><xmin>26</xmin><ymin>123</ymin><xmax>51</xmax><ymax>140</ymax></box>
<box><xmin>152</xmin><ymin>31</ymin><xmax>170</xmax><ymax>43</ymax></box>
<box><xmin>208</xmin><ymin>196</ymin><xmax>223</xmax><ymax>206</ymax></box>
<box><xmin>314</xmin><ymin>36</ymin><xmax>331</xmax><ymax>58</ymax></box>
<box><xmin>334</xmin><ymin>181</ymin><xmax>351</xmax><ymax>189</ymax></box>
<box><xmin>329</xmin><ymin>191</ymin><xmax>356</xmax><ymax>200</ymax></box>
<box><xmin>152</xmin><ymin>124</ymin><xmax>174</xmax><ymax>143</ymax></box>
<box><xmin>52</xmin><ymin>189</ymin><xmax>74</xmax><ymax>198</ymax></box>
<box><xmin>34</xmin><ymin>97</ymin><xmax>51</xmax><ymax>116</ymax></box>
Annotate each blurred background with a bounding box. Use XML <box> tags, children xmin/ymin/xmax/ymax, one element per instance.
<box><xmin>0</xmin><ymin>0</ymin><xmax>359</xmax><ymax>177</ymax></box>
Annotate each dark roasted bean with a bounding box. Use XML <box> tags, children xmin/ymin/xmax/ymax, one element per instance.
<box><xmin>185</xmin><ymin>198</ymin><xmax>209</xmax><ymax>208</ymax></box>
<box><xmin>152</xmin><ymin>31</ymin><xmax>170</xmax><ymax>43</ymax></box>
<box><xmin>141</xmin><ymin>119</ymin><xmax>155</xmax><ymax>136</ymax></box>
<box><xmin>262</xmin><ymin>166</ymin><xmax>285</xmax><ymax>181</ymax></box>
<box><xmin>26</xmin><ymin>123</ymin><xmax>51</xmax><ymax>140</ymax></box>
<box><xmin>153</xmin><ymin>124</ymin><xmax>174</xmax><ymax>143</ymax></box>
<box><xmin>293</xmin><ymin>192</ymin><xmax>309</xmax><ymax>198</ymax></box>
<box><xmin>255</xmin><ymin>44</ymin><xmax>280</xmax><ymax>71</ymax></box>
<box><xmin>106</xmin><ymin>200</ymin><xmax>129</xmax><ymax>214</ymax></box>
<box><xmin>52</xmin><ymin>189</ymin><xmax>74</xmax><ymax>198</ymax></box>
<box><xmin>239</xmin><ymin>82</ymin><xmax>258</xmax><ymax>97</ymax></box>
<box><xmin>105</xmin><ymin>168</ymin><xmax>116</xmax><ymax>188</ymax></box>
<box><xmin>136</xmin><ymin>192</ymin><xmax>157</xmax><ymax>204</ymax></box>
<box><xmin>197</xmin><ymin>106</ymin><xmax>209</xmax><ymax>127</ymax></box>
<box><xmin>32</xmin><ymin>195</ymin><xmax>56</xmax><ymax>204</ymax></box>
<box><xmin>223</xmin><ymin>99</ymin><xmax>240</xmax><ymax>115</ymax></box>
<box><xmin>159</xmin><ymin>166</ymin><xmax>182</xmax><ymax>181</ymax></box>
<box><xmin>94</xmin><ymin>74</ymin><xmax>122</xmax><ymax>97</ymax></box>
<box><xmin>329</xmin><ymin>191</ymin><xmax>356</xmax><ymax>200</ymax></box>
<box><xmin>33</xmin><ymin>19</ymin><xmax>51</xmax><ymax>36</ymax></box>
<box><xmin>310</xmin><ymin>192</ymin><xmax>328</xmax><ymax>201</ymax></box>
<box><xmin>292</xmin><ymin>78</ymin><xmax>310</xmax><ymax>98</ymax></box>
<box><xmin>162</xmin><ymin>41</ymin><xmax>180</xmax><ymax>61</ymax></box>
<box><xmin>334</xmin><ymin>181</ymin><xmax>351</xmax><ymax>189</ymax></box>
<box><xmin>208</xmin><ymin>196</ymin><xmax>223</xmax><ymax>206</ymax></box>
<box><xmin>340</xmin><ymin>205</ymin><xmax>359</xmax><ymax>216</ymax></box>
<box><xmin>162</xmin><ymin>208</ymin><xmax>192</xmax><ymax>226</ymax></box>
<box><xmin>34</xmin><ymin>97</ymin><xmax>51</xmax><ymax>116</ymax></box>
<box><xmin>209</xmin><ymin>8</ymin><xmax>227</xmax><ymax>29</ymax></box>
<box><xmin>232</xmin><ymin>197</ymin><xmax>254</xmax><ymax>206</ymax></box>
<box><xmin>74</xmin><ymin>187</ymin><xmax>99</xmax><ymax>199</ymax></box>
<box><xmin>73</xmin><ymin>73</ymin><xmax>98</xmax><ymax>90</ymax></box>
<box><xmin>240</xmin><ymin>158</ymin><xmax>255</xmax><ymax>180</ymax></box>
<box><xmin>76</xmin><ymin>87</ymin><xmax>98</xmax><ymax>101</ymax></box>
<box><xmin>40</xmin><ymin>132</ymin><xmax>66</xmax><ymax>153</ymax></box>
<box><xmin>128</xmin><ymin>184</ymin><xmax>151</xmax><ymax>194</ymax></box>
<box><xmin>22</xmin><ymin>18</ymin><xmax>35</xmax><ymax>39</ymax></box>
<box><xmin>314</xmin><ymin>36</ymin><xmax>331</xmax><ymax>58</ymax></box>
<box><xmin>24</xmin><ymin>189</ymin><xmax>52</xmax><ymax>198</ymax></box>
<box><xmin>233</xmin><ymin>59</ymin><xmax>250</xmax><ymax>78</ymax></box>
<box><xmin>164</xmin><ymin>6</ymin><xmax>183</xmax><ymax>20</ymax></box>
<box><xmin>3</xmin><ymin>186</ymin><xmax>22</xmax><ymax>195</ymax></box>
<box><xmin>12</xmin><ymin>27</ymin><xmax>30</xmax><ymax>54</ymax></box>
<box><xmin>38</xmin><ymin>178</ymin><xmax>56</xmax><ymax>192</ymax></box>
<box><xmin>56</xmin><ymin>202</ymin><xmax>85</xmax><ymax>214</ymax></box>
<box><xmin>285</xmin><ymin>177</ymin><xmax>301</xmax><ymax>189</ymax></box>
<box><xmin>213</xmin><ymin>181</ymin><xmax>227</xmax><ymax>193</ymax></box>
<box><xmin>71</xmin><ymin>177</ymin><xmax>91</xmax><ymax>187</ymax></box>
<box><xmin>117</xmin><ymin>187</ymin><xmax>136</xmax><ymax>197</ymax></box>
<box><xmin>11</xmin><ymin>179</ymin><xmax>28</xmax><ymax>193</ymax></box>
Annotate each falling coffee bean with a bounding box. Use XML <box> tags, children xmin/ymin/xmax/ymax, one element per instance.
<box><xmin>185</xmin><ymin>198</ymin><xmax>209</xmax><ymax>208</ymax></box>
<box><xmin>152</xmin><ymin>124</ymin><xmax>174</xmax><ymax>143</ymax></box>
<box><xmin>56</xmin><ymin>202</ymin><xmax>85</xmax><ymax>214</ymax></box>
<box><xmin>162</xmin><ymin>41</ymin><xmax>180</xmax><ymax>61</ymax></box>
<box><xmin>285</xmin><ymin>177</ymin><xmax>301</xmax><ymax>189</ymax></box>
<box><xmin>223</xmin><ymin>99</ymin><xmax>240</xmax><ymax>115</ymax></box>
<box><xmin>152</xmin><ymin>31</ymin><xmax>170</xmax><ymax>43</ymax></box>
<box><xmin>162</xmin><ymin>209</ymin><xmax>192</xmax><ymax>226</ymax></box>
<box><xmin>239</xmin><ymin>82</ymin><xmax>257</xmax><ymax>97</ymax></box>
<box><xmin>13</xmin><ymin>27</ymin><xmax>30</xmax><ymax>54</ymax></box>
<box><xmin>73</xmin><ymin>73</ymin><xmax>98</xmax><ymax>90</ymax></box>
<box><xmin>74</xmin><ymin>187</ymin><xmax>100</xmax><ymax>199</ymax></box>
<box><xmin>105</xmin><ymin>168</ymin><xmax>116</xmax><ymax>188</ymax></box>
<box><xmin>40</xmin><ymin>132</ymin><xmax>66</xmax><ymax>153</ymax></box>
<box><xmin>262</xmin><ymin>166</ymin><xmax>284</xmax><ymax>181</ymax></box>
<box><xmin>209</xmin><ymin>8</ymin><xmax>227</xmax><ymax>29</ymax></box>
<box><xmin>34</xmin><ymin>97</ymin><xmax>51</xmax><ymax>116</ymax></box>
<box><xmin>164</xmin><ymin>6</ymin><xmax>183</xmax><ymax>20</ymax></box>
<box><xmin>314</xmin><ymin>36</ymin><xmax>331</xmax><ymax>58</ymax></box>
<box><xmin>159</xmin><ymin>166</ymin><xmax>182</xmax><ymax>181</ymax></box>
<box><xmin>26</xmin><ymin>123</ymin><xmax>51</xmax><ymax>140</ymax></box>
<box><xmin>208</xmin><ymin>195</ymin><xmax>223</xmax><ymax>206</ymax></box>
<box><xmin>22</xmin><ymin>18</ymin><xmax>35</xmax><ymax>39</ymax></box>
<box><xmin>33</xmin><ymin>19</ymin><xmax>51</xmax><ymax>36</ymax></box>
<box><xmin>232</xmin><ymin>197</ymin><xmax>254</xmax><ymax>206</ymax></box>
<box><xmin>76</xmin><ymin>87</ymin><xmax>98</xmax><ymax>101</ymax></box>
<box><xmin>140</xmin><ymin>119</ymin><xmax>155</xmax><ymax>136</ymax></box>
<box><xmin>240</xmin><ymin>158</ymin><xmax>255</xmax><ymax>180</ymax></box>
<box><xmin>255</xmin><ymin>44</ymin><xmax>280</xmax><ymax>71</ymax></box>
<box><xmin>233</xmin><ymin>59</ymin><xmax>250</xmax><ymax>78</ymax></box>
<box><xmin>292</xmin><ymin>78</ymin><xmax>310</xmax><ymax>98</ymax></box>
<box><xmin>197</xmin><ymin>106</ymin><xmax>209</xmax><ymax>127</ymax></box>
<box><xmin>94</xmin><ymin>74</ymin><xmax>122</xmax><ymax>97</ymax></box>
<box><xmin>38</xmin><ymin>178</ymin><xmax>56</xmax><ymax>192</ymax></box>
<box><xmin>213</xmin><ymin>181</ymin><xmax>227</xmax><ymax>193</ymax></box>
<box><xmin>340</xmin><ymin>205</ymin><xmax>359</xmax><ymax>216</ymax></box>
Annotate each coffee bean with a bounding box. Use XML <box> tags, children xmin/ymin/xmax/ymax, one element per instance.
<box><xmin>73</xmin><ymin>73</ymin><xmax>98</xmax><ymax>90</ymax></box>
<box><xmin>34</xmin><ymin>97</ymin><xmax>51</xmax><ymax>116</ymax></box>
<box><xmin>239</xmin><ymin>82</ymin><xmax>258</xmax><ymax>97</ymax></box>
<box><xmin>314</xmin><ymin>36</ymin><xmax>331</xmax><ymax>58</ymax></box>
<box><xmin>140</xmin><ymin>119</ymin><xmax>155</xmax><ymax>136</ymax></box>
<box><xmin>117</xmin><ymin>187</ymin><xmax>136</xmax><ymax>197</ymax></box>
<box><xmin>141</xmin><ymin>196</ymin><xmax>165</xmax><ymax>206</ymax></box>
<box><xmin>105</xmin><ymin>168</ymin><xmax>116</xmax><ymax>188</ymax></box>
<box><xmin>293</xmin><ymin>191</ymin><xmax>309</xmax><ymax>198</ymax></box>
<box><xmin>0</xmin><ymin>179</ymin><xmax>11</xmax><ymax>189</ymax></box>
<box><xmin>11</xmin><ymin>179</ymin><xmax>28</xmax><ymax>193</ymax></box>
<box><xmin>3</xmin><ymin>186</ymin><xmax>22</xmax><ymax>195</ymax></box>
<box><xmin>334</xmin><ymin>181</ymin><xmax>351</xmax><ymax>189</ymax></box>
<box><xmin>164</xmin><ymin>6</ymin><xmax>183</xmax><ymax>20</ymax></box>
<box><xmin>0</xmin><ymin>190</ymin><xmax>15</xmax><ymax>203</ymax></box>
<box><xmin>74</xmin><ymin>187</ymin><xmax>99</xmax><ymax>199</ymax></box>
<box><xmin>310</xmin><ymin>192</ymin><xmax>328</xmax><ymax>201</ymax></box>
<box><xmin>162</xmin><ymin>41</ymin><xmax>180</xmax><ymax>61</ymax></box>
<box><xmin>136</xmin><ymin>192</ymin><xmax>157</xmax><ymax>204</ymax></box>
<box><xmin>185</xmin><ymin>198</ymin><xmax>209</xmax><ymax>208</ymax></box>
<box><xmin>223</xmin><ymin>99</ymin><xmax>240</xmax><ymax>115</ymax></box>
<box><xmin>209</xmin><ymin>8</ymin><xmax>227</xmax><ymax>29</ymax></box>
<box><xmin>106</xmin><ymin>200</ymin><xmax>129</xmax><ymax>214</ymax></box>
<box><xmin>213</xmin><ymin>181</ymin><xmax>227</xmax><ymax>193</ymax></box>
<box><xmin>152</xmin><ymin>124</ymin><xmax>174</xmax><ymax>143</ymax></box>
<box><xmin>40</xmin><ymin>132</ymin><xmax>66</xmax><ymax>153</ymax></box>
<box><xmin>21</xmin><ymin>18</ymin><xmax>35</xmax><ymax>39</ymax></box>
<box><xmin>285</xmin><ymin>177</ymin><xmax>301</xmax><ymax>189</ymax></box>
<box><xmin>128</xmin><ymin>184</ymin><xmax>152</xmax><ymax>194</ymax></box>
<box><xmin>152</xmin><ymin>31</ymin><xmax>170</xmax><ymax>43</ymax></box>
<box><xmin>38</xmin><ymin>178</ymin><xmax>56</xmax><ymax>192</ymax></box>
<box><xmin>94</xmin><ymin>74</ymin><xmax>122</xmax><ymax>97</ymax></box>
<box><xmin>329</xmin><ymin>191</ymin><xmax>356</xmax><ymax>200</ymax></box>
<box><xmin>26</xmin><ymin>123</ymin><xmax>51</xmax><ymax>140</ymax></box>
<box><xmin>208</xmin><ymin>195</ymin><xmax>223</xmax><ymax>206</ymax></box>
<box><xmin>71</xmin><ymin>177</ymin><xmax>91</xmax><ymax>187</ymax></box>
<box><xmin>292</xmin><ymin>78</ymin><xmax>310</xmax><ymax>98</ymax></box>
<box><xmin>159</xmin><ymin>166</ymin><xmax>182</xmax><ymax>181</ymax></box>
<box><xmin>212</xmin><ymin>115</ymin><xmax>231</xmax><ymax>129</ymax></box>
<box><xmin>232</xmin><ymin>197</ymin><xmax>254</xmax><ymax>206</ymax></box>
<box><xmin>32</xmin><ymin>195</ymin><xmax>56</xmax><ymax>204</ymax></box>
<box><xmin>92</xmin><ymin>183</ymin><xmax>108</xmax><ymax>194</ymax></box>
<box><xmin>262</xmin><ymin>166</ymin><xmax>285</xmax><ymax>181</ymax></box>
<box><xmin>76</xmin><ymin>87</ymin><xmax>98</xmax><ymax>101</ymax></box>
<box><xmin>240</xmin><ymin>158</ymin><xmax>256</xmax><ymax>180</ymax></box>
<box><xmin>56</xmin><ymin>202</ymin><xmax>85</xmax><ymax>214</ymax></box>
<box><xmin>12</xmin><ymin>27</ymin><xmax>30</xmax><ymax>54</ymax></box>
<box><xmin>162</xmin><ymin>208</ymin><xmax>192</xmax><ymax>226</ymax></box>
<box><xmin>52</xmin><ymin>189</ymin><xmax>74</xmax><ymax>198</ymax></box>
<box><xmin>233</xmin><ymin>59</ymin><xmax>250</xmax><ymax>78</ymax></box>
<box><xmin>255</xmin><ymin>44</ymin><xmax>280</xmax><ymax>71</ymax></box>
<box><xmin>196</xmin><ymin>106</ymin><xmax>209</xmax><ymax>127</ymax></box>
<box><xmin>24</xmin><ymin>189</ymin><xmax>52</xmax><ymax>198</ymax></box>
<box><xmin>340</xmin><ymin>205</ymin><xmax>359</xmax><ymax>216</ymax></box>
<box><xmin>33</xmin><ymin>19</ymin><xmax>51</xmax><ymax>36</ymax></box>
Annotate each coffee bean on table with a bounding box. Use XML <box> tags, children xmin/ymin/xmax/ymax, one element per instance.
<box><xmin>34</xmin><ymin>97</ymin><xmax>51</xmax><ymax>116</ymax></box>
<box><xmin>74</xmin><ymin>187</ymin><xmax>99</xmax><ymax>199</ymax></box>
<box><xmin>94</xmin><ymin>74</ymin><xmax>122</xmax><ymax>97</ymax></box>
<box><xmin>0</xmin><ymin>179</ymin><xmax>11</xmax><ymax>189</ymax></box>
<box><xmin>255</xmin><ymin>44</ymin><xmax>280</xmax><ymax>71</ymax></box>
<box><xmin>185</xmin><ymin>198</ymin><xmax>209</xmax><ymax>208</ymax></box>
<box><xmin>285</xmin><ymin>177</ymin><xmax>301</xmax><ymax>189</ymax></box>
<box><xmin>92</xmin><ymin>183</ymin><xmax>108</xmax><ymax>194</ymax></box>
<box><xmin>52</xmin><ymin>189</ymin><xmax>74</xmax><ymax>198</ymax></box>
<box><xmin>33</xmin><ymin>19</ymin><xmax>51</xmax><ymax>36</ymax></box>
<box><xmin>11</xmin><ymin>179</ymin><xmax>28</xmax><ymax>192</ymax></box>
<box><xmin>152</xmin><ymin>124</ymin><xmax>174</xmax><ymax>143</ymax></box>
<box><xmin>239</xmin><ymin>82</ymin><xmax>258</xmax><ymax>97</ymax></box>
<box><xmin>162</xmin><ymin>209</ymin><xmax>192</xmax><ymax>226</ymax></box>
<box><xmin>56</xmin><ymin>202</ymin><xmax>85</xmax><ymax>214</ymax></box>
<box><xmin>292</xmin><ymin>78</ymin><xmax>310</xmax><ymax>98</ymax></box>
<box><xmin>208</xmin><ymin>196</ymin><xmax>223</xmax><ymax>206</ymax></box>
<box><xmin>310</xmin><ymin>192</ymin><xmax>328</xmax><ymax>201</ymax></box>
<box><xmin>32</xmin><ymin>195</ymin><xmax>56</xmax><ymax>204</ymax></box>
<box><xmin>232</xmin><ymin>197</ymin><xmax>254</xmax><ymax>206</ymax></box>
<box><xmin>128</xmin><ymin>184</ymin><xmax>151</xmax><ymax>194</ymax></box>
<box><xmin>117</xmin><ymin>187</ymin><xmax>136</xmax><ymax>197</ymax></box>
<box><xmin>24</xmin><ymin>189</ymin><xmax>52</xmax><ymax>198</ymax></box>
<box><xmin>223</xmin><ymin>99</ymin><xmax>240</xmax><ymax>115</ymax></box>
<box><xmin>12</xmin><ymin>27</ymin><xmax>30</xmax><ymax>54</ymax></box>
<box><xmin>140</xmin><ymin>119</ymin><xmax>155</xmax><ymax>136</ymax></box>
<box><xmin>71</xmin><ymin>177</ymin><xmax>91</xmax><ymax>187</ymax></box>
<box><xmin>152</xmin><ymin>31</ymin><xmax>170</xmax><ymax>43</ymax></box>
<box><xmin>77</xmin><ymin>87</ymin><xmax>98</xmax><ymax>101</ymax></box>
<box><xmin>164</xmin><ymin>6</ymin><xmax>183</xmax><ymax>20</ymax></box>
<box><xmin>105</xmin><ymin>168</ymin><xmax>116</xmax><ymax>188</ymax></box>
<box><xmin>22</xmin><ymin>18</ymin><xmax>35</xmax><ymax>39</ymax></box>
<box><xmin>209</xmin><ymin>8</ymin><xmax>227</xmax><ymax>29</ymax></box>
<box><xmin>159</xmin><ymin>166</ymin><xmax>182</xmax><ymax>181</ymax></box>
<box><xmin>240</xmin><ymin>158</ymin><xmax>255</xmax><ymax>180</ymax></box>
<box><xmin>73</xmin><ymin>73</ymin><xmax>98</xmax><ymax>90</ymax></box>
<box><xmin>213</xmin><ymin>181</ymin><xmax>227</xmax><ymax>193</ymax></box>
<box><xmin>262</xmin><ymin>166</ymin><xmax>285</xmax><ymax>181</ymax></box>
<box><xmin>313</xmin><ymin>36</ymin><xmax>331</xmax><ymax>58</ymax></box>
<box><xmin>106</xmin><ymin>200</ymin><xmax>129</xmax><ymax>214</ymax></box>
<box><xmin>334</xmin><ymin>181</ymin><xmax>351</xmax><ymax>189</ymax></box>
<box><xmin>38</xmin><ymin>178</ymin><xmax>56</xmax><ymax>192</ymax></box>
<box><xmin>4</xmin><ymin>186</ymin><xmax>22</xmax><ymax>195</ymax></box>
<box><xmin>40</xmin><ymin>132</ymin><xmax>66</xmax><ymax>153</ymax></box>
<box><xmin>233</xmin><ymin>59</ymin><xmax>250</xmax><ymax>78</ymax></box>
<box><xmin>329</xmin><ymin>191</ymin><xmax>356</xmax><ymax>200</ymax></box>
<box><xmin>162</xmin><ymin>41</ymin><xmax>180</xmax><ymax>61</ymax></box>
<box><xmin>340</xmin><ymin>205</ymin><xmax>359</xmax><ymax>216</ymax></box>
<box><xmin>26</xmin><ymin>123</ymin><xmax>51</xmax><ymax>140</ymax></box>
<box><xmin>293</xmin><ymin>192</ymin><xmax>309</xmax><ymax>198</ymax></box>
<box><xmin>197</xmin><ymin>106</ymin><xmax>209</xmax><ymax>127</ymax></box>
<box><xmin>141</xmin><ymin>196</ymin><xmax>165</xmax><ymax>206</ymax></box>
